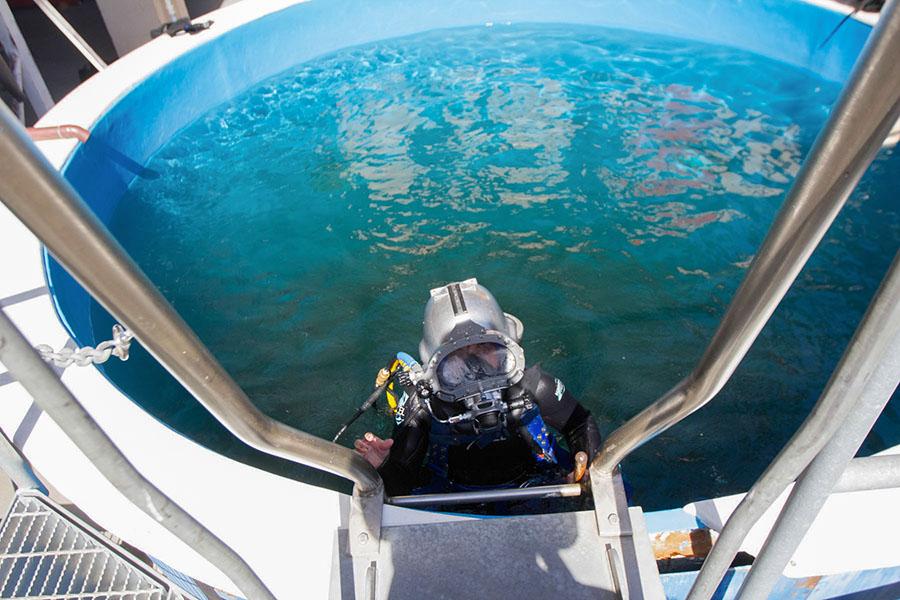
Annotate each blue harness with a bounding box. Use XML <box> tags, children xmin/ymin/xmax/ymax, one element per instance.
<box><xmin>425</xmin><ymin>401</ymin><xmax>571</xmax><ymax>479</ymax></box>
<box><xmin>387</xmin><ymin>351</ymin><xmax>571</xmax><ymax>485</ymax></box>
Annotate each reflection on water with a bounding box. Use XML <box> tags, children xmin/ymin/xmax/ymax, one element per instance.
<box><xmin>97</xmin><ymin>24</ymin><xmax>899</xmax><ymax>509</ymax></box>
<box><xmin>329</xmin><ymin>33</ymin><xmax>809</xmax><ymax>258</ymax></box>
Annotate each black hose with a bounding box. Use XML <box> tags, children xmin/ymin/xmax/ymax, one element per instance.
<box><xmin>332</xmin><ymin>371</ymin><xmax>398</xmax><ymax>443</ymax></box>
<box><xmin>819</xmin><ymin>0</ymin><xmax>881</xmax><ymax>49</ymax></box>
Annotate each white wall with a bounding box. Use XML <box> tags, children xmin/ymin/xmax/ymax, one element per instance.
<box><xmin>95</xmin><ymin>0</ymin><xmax>245</xmax><ymax>57</ymax></box>
<box><xmin>94</xmin><ymin>0</ymin><xmax>186</xmax><ymax>56</ymax></box>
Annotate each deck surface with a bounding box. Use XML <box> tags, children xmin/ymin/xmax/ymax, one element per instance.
<box><xmin>334</xmin><ymin>507</ymin><xmax>665</xmax><ymax>600</ymax></box>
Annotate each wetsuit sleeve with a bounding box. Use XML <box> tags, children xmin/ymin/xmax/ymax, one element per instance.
<box><xmin>378</xmin><ymin>398</ymin><xmax>431</xmax><ymax>496</ymax></box>
<box><xmin>527</xmin><ymin>367</ymin><xmax>579</xmax><ymax>429</ymax></box>
<box><xmin>561</xmin><ymin>404</ymin><xmax>603</xmax><ymax>461</ymax></box>
<box><xmin>528</xmin><ymin>367</ymin><xmax>602</xmax><ymax>460</ymax></box>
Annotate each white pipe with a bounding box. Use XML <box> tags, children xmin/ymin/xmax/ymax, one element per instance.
<box><xmin>32</xmin><ymin>0</ymin><xmax>108</xmax><ymax>72</ymax></box>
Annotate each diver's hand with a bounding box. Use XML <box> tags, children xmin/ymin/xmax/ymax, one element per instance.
<box><xmin>354</xmin><ymin>432</ymin><xmax>393</xmax><ymax>468</ymax></box>
<box><xmin>566</xmin><ymin>451</ymin><xmax>590</xmax><ymax>485</ymax></box>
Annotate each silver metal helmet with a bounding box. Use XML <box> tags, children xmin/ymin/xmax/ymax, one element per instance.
<box><xmin>419</xmin><ymin>278</ymin><xmax>525</xmax><ymax>403</ymax></box>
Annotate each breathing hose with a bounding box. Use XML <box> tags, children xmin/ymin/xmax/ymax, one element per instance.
<box><xmin>332</xmin><ymin>368</ymin><xmax>400</xmax><ymax>443</ymax></box>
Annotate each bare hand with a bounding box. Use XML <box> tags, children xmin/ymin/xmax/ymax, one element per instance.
<box><xmin>354</xmin><ymin>432</ymin><xmax>393</xmax><ymax>468</ymax></box>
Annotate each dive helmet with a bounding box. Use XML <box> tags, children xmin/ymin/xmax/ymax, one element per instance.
<box><xmin>419</xmin><ymin>279</ymin><xmax>525</xmax><ymax>403</ymax></box>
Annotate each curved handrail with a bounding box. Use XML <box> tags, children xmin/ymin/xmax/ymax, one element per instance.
<box><xmin>593</xmin><ymin>0</ymin><xmax>900</xmax><ymax>476</ymax></box>
<box><xmin>0</xmin><ymin>103</ymin><xmax>382</xmax><ymax>497</ymax></box>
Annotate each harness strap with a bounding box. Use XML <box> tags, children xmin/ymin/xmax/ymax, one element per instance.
<box><xmin>425</xmin><ymin>403</ymin><xmax>569</xmax><ymax>477</ymax></box>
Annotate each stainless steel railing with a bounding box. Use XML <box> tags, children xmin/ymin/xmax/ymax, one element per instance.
<box><xmin>586</xmin><ymin>3</ymin><xmax>900</xmax><ymax>597</ymax></box>
<box><xmin>592</xmin><ymin>0</ymin><xmax>900</xmax><ymax>477</ymax></box>
<box><xmin>687</xmin><ymin>251</ymin><xmax>900</xmax><ymax>600</ymax></box>
<box><xmin>730</xmin><ymin>251</ymin><xmax>900</xmax><ymax>600</ymax></box>
<box><xmin>0</xmin><ymin>102</ymin><xmax>382</xmax><ymax>497</ymax></box>
<box><xmin>31</xmin><ymin>0</ymin><xmax>107</xmax><ymax>71</ymax></box>
<box><xmin>389</xmin><ymin>483</ymin><xmax>583</xmax><ymax>507</ymax></box>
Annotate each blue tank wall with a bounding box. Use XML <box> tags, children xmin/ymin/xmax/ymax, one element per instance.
<box><xmin>46</xmin><ymin>0</ymin><xmax>873</xmax><ymax>343</ymax></box>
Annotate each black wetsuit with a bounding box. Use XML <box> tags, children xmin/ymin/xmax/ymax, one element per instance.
<box><xmin>379</xmin><ymin>366</ymin><xmax>602</xmax><ymax>496</ymax></box>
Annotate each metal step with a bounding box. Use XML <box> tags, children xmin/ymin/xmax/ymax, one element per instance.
<box><xmin>333</xmin><ymin>506</ymin><xmax>665</xmax><ymax>600</ymax></box>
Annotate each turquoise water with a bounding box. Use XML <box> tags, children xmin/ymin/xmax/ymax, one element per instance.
<box><xmin>94</xmin><ymin>24</ymin><xmax>899</xmax><ymax>509</ymax></box>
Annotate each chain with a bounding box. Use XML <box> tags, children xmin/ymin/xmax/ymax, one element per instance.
<box><xmin>35</xmin><ymin>325</ymin><xmax>134</xmax><ymax>368</ymax></box>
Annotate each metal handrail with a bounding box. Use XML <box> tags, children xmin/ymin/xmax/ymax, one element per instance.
<box><xmin>831</xmin><ymin>453</ymin><xmax>900</xmax><ymax>494</ymax></box>
<box><xmin>592</xmin><ymin>0</ymin><xmax>900</xmax><ymax>476</ymax></box>
<box><xmin>687</xmin><ymin>251</ymin><xmax>900</xmax><ymax>600</ymax></box>
<box><xmin>389</xmin><ymin>483</ymin><xmax>583</xmax><ymax>507</ymax></box>
<box><xmin>0</xmin><ymin>103</ymin><xmax>382</xmax><ymax>497</ymax></box>
<box><xmin>0</xmin><ymin>308</ymin><xmax>276</xmax><ymax>600</ymax></box>
<box><xmin>736</xmin><ymin>262</ymin><xmax>900</xmax><ymax>599</ymax></box>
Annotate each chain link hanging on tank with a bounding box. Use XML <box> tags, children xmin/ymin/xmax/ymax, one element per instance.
<box><xmin>35</xmin><ymin>325</ymin><xmax>134</xmax><ymax>368</ymax></box>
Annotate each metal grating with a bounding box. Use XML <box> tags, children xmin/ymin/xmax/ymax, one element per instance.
<box><xmin>0</xmin><ymin>490</ymin><xmax>189</xmax><ymax>600</ymax></box>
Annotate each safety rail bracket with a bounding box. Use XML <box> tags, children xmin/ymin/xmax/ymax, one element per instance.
<box><xmin>591</xmin><ymin>467</ymin><xmax>633</xmax><ymax>537</ymax></box>
<box><xmin>348</xmin><ymin>487</ymin><xmax>383</xmax><ymax>558</ymax></box>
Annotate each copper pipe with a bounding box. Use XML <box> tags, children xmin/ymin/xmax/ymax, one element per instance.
<box><xmin>26</xmin><ymin>125</ymin><xmax>90</xmax><ymax>143</ymax></box>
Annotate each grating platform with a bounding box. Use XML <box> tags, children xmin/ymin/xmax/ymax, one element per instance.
<box><xmin>0</xmin><ymin>490</ymin><xmax>191</xmax><ymax>600</ymax></box>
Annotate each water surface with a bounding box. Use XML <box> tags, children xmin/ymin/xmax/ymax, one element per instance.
<box><xmin>95</xmin><ymin>24</ymin><xmax>900</xmax><ymax>509</ymax></box>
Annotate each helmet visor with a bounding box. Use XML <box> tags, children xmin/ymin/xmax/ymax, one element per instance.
<box><xmin>436</xmin><ymin>343</ymin><xmax>515</xmax><ymax>390</ymax></box>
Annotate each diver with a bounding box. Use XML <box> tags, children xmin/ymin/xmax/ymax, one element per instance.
<box><xmin>353</xmin><ymin>278</ymin><xmax>602</xmax><ymax>498</ymax></box>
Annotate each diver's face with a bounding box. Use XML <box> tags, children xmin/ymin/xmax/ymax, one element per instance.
<box><xmin>436</xmin><ymin>342</ymin><xmax>512</xmax><ymax>390</ymax></box>
<box><xmin>463</xmin><ymin>343</ymin><xmax>503</xmax><ymax>370</ymax></box>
